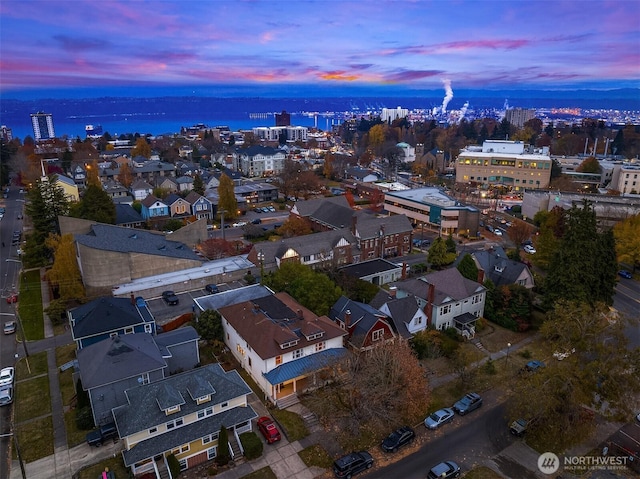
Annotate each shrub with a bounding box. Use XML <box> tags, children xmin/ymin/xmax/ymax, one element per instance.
<box><xmin>75</xmin><ymin>406</ymin><xmax>94</xmax><ymax>430</ymax></box>
<box><xmin>167</xmin><ymin>454</ymin><xmax>181</xmax><ymax>478</ymax></box>
<box><xmin>484</xmin><ymin>359</ymin><xmax>497</xmax><ymax>375</ymax></box>
<box><xmin>239</xmin><ymin>431</ymin><xmax>263</xmax><ymax>460</ymax></box>
<box><xmin>519</xmin><ymin>349</ymin><xmax>532</xmax><ymax>359</ymax></box>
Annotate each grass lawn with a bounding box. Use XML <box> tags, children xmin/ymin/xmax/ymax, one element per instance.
<box><xmin>15</xmin><ymin>375</ymin><xmax>51</xmax><ymax>422</ymax></box>
<box><xmin>64</xmin><ymin>409</ymin><xmax>88</xmax><ymax>448</ymax></box>
<box><xmin>15</xmin><ymin>350</ymin><xmax>48</xmax><ymax>379</ymax></box>
<box><xmin>76</xmin><ymin>456</ymin><xmax>129</xmax><ymax>479</ymax></box>
<box><xmin>14</xmin><ymin>416</ymin><xmax>53</xmax><ymax>463</ymax></box>
<box><xmin>476</xmin><ymin>324</ymin><xmax>530</xmax><ymax>354</ymax></box>
<box><xmin>241</xmin><ymin>466</ymin><xmax>277</xmax><ymax>479</ymax></box>
<box><xmin>18</xmin><ymin>269</ymin><xmax>44</xmax><ymax>340</ymax></box>
<box><xmin>462</xmin><ymin>466</ymin><xmax>504</xmax><ymax>478</ymax></box>
<box><xmin>270</xmin><ymin>409</ymin><xmax>309</xmax><ymax>442</ymax></box>
<box><xmin>298</xmin><ymin>444</ymin><xmax>333</xmax><ymax>469</ymax></box>
<box><xmin>56</xmin><ymin>343</ymin><xmax>77</xmax><ymax>405</ymax></box>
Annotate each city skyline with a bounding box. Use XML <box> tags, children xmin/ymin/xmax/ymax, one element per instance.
<box><xmin>1</xmin><ymin>0</ymin><xmax>639</xmax><ymax>100</ymax></box>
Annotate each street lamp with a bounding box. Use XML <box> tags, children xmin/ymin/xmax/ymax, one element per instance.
<box><xmin>506</xmin><ymin>342</ymin><xmax>511</xmax><ymax>368</ymax></box>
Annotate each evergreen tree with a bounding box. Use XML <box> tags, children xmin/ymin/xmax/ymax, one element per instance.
<box><xmin>217</xmin><ymin>173</ymin><xmax>238</xmax><ymax>220</ymax></box>
<box><xmin>194</xmin><ymin>309</ymin><xmax>224</xmax><ymax>341</ymax></box>
<box><xmin>611</xmin><ymin>128</ymin><xmax>624</xmax><ymax>155</ymax></box>
<box><xmin>427</xmin><ymin>237</ymin><xmax>455</xmax><ymax>269</ymax></box>
<box><xmin>25</xmin><ymin>175</ymin><xmax>69</xmax><ymax>236</ymax></box>
<box><xmin>217</xmin><ymin>426</ymin><xmax>230</xmax><ymax>466</ymax></box>
<box><xmin>457</xmin><ymin>253</ymin><xmax>479</xmax><ymax>282</ymax></box>
<box><xmin>193</xmin><ymin>173</ymin><xmax>205</xmax><ymax>195</ymax></box>
<box><xmin>445</xmin><ymin>234</ymin><xmax>457</xmax><ymax>254</ymax></box>
<box><xmin>71</xmin><ymin>184</ymin><xmax>116</xmax><ymax>224</ymax></box>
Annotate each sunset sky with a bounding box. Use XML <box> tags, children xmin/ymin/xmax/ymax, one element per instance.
<box><xmin>1</xmin><ymin>0</ymin><xmax>639</xmax><ymax>99</ymax></box>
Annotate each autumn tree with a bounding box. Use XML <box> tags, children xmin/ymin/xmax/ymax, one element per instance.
<box><xmin>576</xmin><ymin>156</ymin><xmax>601</xmax><ymax>173</ymax></box>
<box><xmin>510</xmin><ymin>300</ymin><xmax>640</xmax><ymax>448</ymax></box>
<box><xmin>613</xmin><ymin>214</ymin><xmax>640</xmax><ymax>272</ymax></box>
<box><xmin>217</xmin><ymin>173</ymin><xmax>237</xmax><ymax>220</ymax></box>
<box><xmin>85</xmin><ymin>160</ymin><xmax>101</xmax><ymax>187</ymax></box>
<box><xmin>117</xmin><ymin>162</ymin><xmax>134</xmax><ymax>188</ymax></box>
<box><xmin>323</xmin><ymin>151</ymin><xmax>335</xmax><ymax>179</ymax></box>
<box><xmin>45</xmin><ymin>234</ymin><xmax>85</xmax><ymax>302</ymax></box>
<box><xmin>131</xmin><ymin>137</ymin><xmax>151</xmax><ymax>158</ymax></box>
<box><xmin>198</xmin><ymin>238</ymin><xmax>242</xmax><ymax>260</ymax></box>
<box><xmin>507</xmin><ymin>220</ymin><xmax>533</xmax><ymax>250</ymax></box>
<box><xmin>277</xmin><ymin>216</ymin><xmax>313</xmax><ymax>238</ymax></box>
<box><xmin>307</xmin><ymin>340</ymin><xmax>429</xmax><ymax>439</ymax></box>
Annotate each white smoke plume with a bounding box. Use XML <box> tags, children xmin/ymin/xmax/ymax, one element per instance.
<box><xmin>441</xmin><ymin>79</ymin><xmax>453</xmax><ymax>113</ymax></box>
<box><xmin>458</xmin><ymin>101</ymin><xmax>469</xmax><ymax>123</ymax></box>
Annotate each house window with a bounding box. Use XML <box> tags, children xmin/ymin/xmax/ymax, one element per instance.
<box><xmin>248</xmin><ymin>357</ymin><xmax>252</xmax><ymax>368</ymax></box>
<box><xmin>220</xmin><ymin>402</ymin><xmax>228</xmax><ymax>409</ymax></box>
<box><xmin>293</xmin><ymin>349</ymin><xmax>303</xmax><ymax>359</ymax></box>
<box><xmin>275</xmin><ymin>355</ymin><xmax>282</xmax><ymax>365</ymax></box>
<box><xmin>149</xmin><ymin>427</ymin><xmax>157</xmax><ymax>434</ymax></box>
<box><xmin>416</xmin><ymin>315</ymin><xmax>423</xmax><ymax>325</ymax></box>
<box><xmin>439</xmin><ymin>304</ymin><xmax>452</xmax><ymax>315</ymax></box>
<box><xmin>144</xmin><ymin>324</ymin><xmax>152</xmax><ymax>333</ymax></box>
<box><xmin>110</xmin><ymin>332</ymin><xmax>118</xmax><ymax>338</ymax></box>
<box><xmin>178</xmin><ymin>459</ymin><xmax>187</xmax><ymax>471</ymax></box>
<box><xmin>237</xmin><ymin>344</ymin><xmax>245</xmax><ymax>356</ymax></box>
<box><xmin>172</xmin><ymin>444</ymin><xmax>190</xmax><ymax>455</ymax></box>
<box><xmin>198</xmin><ymin>407</ymin><xmax>214</xmax><ymax>419</ymax></box>
<box><xmin>207</xmin><ymin>447</ymin><xmax>217</xmax><ymax>460</ymax></box>
<box><xmin>166</xmin><ymin>405</ymin><xmax>180</xmax><ymax>415</ymax></box>
<box><xmin>315</xmin><ymin>341</ymin><xmax>326</xmax><ymax>352</ymax></box>
<box><xmin>124</xmin><ymin>326</ymin><xmax>134</xmax><ymax>334</ymax></box>
<box><xmin>202</xmin><ymin>431</ymin><xmax>219</xmax><ymax>444</ymax></box>
<box><xmin>196</xmin><ymin>395</ymin><xmax>211</xmax><ymax>405</ymax></box>
<box><xmin>139</xmin><ymin>373</ymin><xmax>150</xmax><ymax>385</ymax></box>
<box><xmin>372</xmin><ymin>329</ymin><xmax>384</xmax><ymax>341</ymax></box>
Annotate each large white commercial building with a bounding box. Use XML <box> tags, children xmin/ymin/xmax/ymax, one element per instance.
<box><xmin>31</xmin><ymin>111</ymin><xmax>56</xmax><ymax>140</ymax></box>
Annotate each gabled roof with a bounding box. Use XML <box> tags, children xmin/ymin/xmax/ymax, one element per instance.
<box><xmin>329</xmin><ymin>296</ymin><xmax>394</xmax><ymax>348</ymax></box>
<box><xmin>115</xmin><ymin>204</ymin><xmax>143</xmax><ymax>225</ymax></box>
<box><xmin>77</xmin><ymin>333</ymin><xmax>167</xmax><ymax>389</ymax></box>
<box><xmin>291</xmin><ymin>195</ymin><xmax>351</xmax><ymax>218</ymax></box>
<box><xmin>472</xmin><ymin>248</ymin><xmax>531</xmax><ymax>287</ymax></box>
<box><xmin>165</xmin><ymin>193</ymin><xmax>189</xmax><ymax>206</ymax></box>
<box><xmin>130</xmin><ymin>179</ymin><xmax>153</xmax><ymax>191</ymax></box>
<box><xmin>141</xmin><ymin>194</ymin><xmax>166</xmax><ymax>208</ymax></box>
<box><xmin>75</xmin><ymin>223</ymin><xmax>201</xmax><ymax>261</ymax></box>
<box><xmin>113</xmin><ymin>363</ymin><xmax>252</xmax><ymax>437</ymax></box>
<box><xmin>390</xmin><ymin>268</ymin><xmax>485</xmax><ymax>305</ymax></box>
<box><xmin>354</xmin><ymin>211</ymin><xmax>413</xmax><ymax>239</ymax></box>
<box><xmin>376</xmin><ymin>295</ymin><xmax>421</xmax><ymax>339</ymax></box>
<box><xmin>184</xmin><ymin>191</ymin><xmax>211</xmax><ymax>205</ymax></box>
<box><xmin>70</xmin><ymin>296</ymin><xmax>148</xmax><ymax>340</ymax></box>
<box><xmin>218</xmin><ymin>292</ymin><xmax>346</xmax><ymax>360</ymax></box>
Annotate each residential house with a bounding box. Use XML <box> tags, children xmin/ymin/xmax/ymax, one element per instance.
<box><xmin>165</xmin><ymin>193</ymin><xmax>192</xmax><ymax>218</ymax></box>
<box><xmin>77</xmin><ymin>327</ymin><xmax>200</xmax><ymax>428</ymax></box>
<box><xmin>246</xmin><ymin>228</ymin><xmax>357</xmax><ymax>274</ymax></box>
<box><xmin>55</xmin><ymin>174</ymin><xmax>80</xmax><ymax>202</ymax></box>
<box><xmin>390</xmin><ymin>268</ymin><xmax>486</xmax><ymax>339</ymax></box>
<box><xmin>131</xmin><ymin>180</ymin><xmax>154</xmax><ymax>201</ymax></box>
<box><xmin>115</xmin><ymin>204</ymin><xmax>144</xmax><ymax>228</ymax></box>
<box><xmin>72</xmin><ymin>164</ymin><xmax>87</xmax><ymax>188</ymax></box>
<box><xmin>338</xmin><ymin>259</ymin><xmax>404</xmax><ymax>286</ymax></box>
<box><xmin>218</xmin><ymin>292</ymin><xmax>347</xmax><ymax>407</ymax></box>
<box><xmin>346</xmin><ymin>167</ymin><xmax>379</xmax><ymax>183</ymax></box>
<box><xmin>369</xmin><ymin>288</ymin><xmax>428</xmax><ymax>339</ymax></box>
<box><xmin>133</xmin><ymin>160</ymin><xmax>176</xmax><ymax>183</ymax></box>
<box><xmin>185</xmin><ymin>192</ymin><xmax>213</xmax><ymax>221</ymax></box>
<box><xmin>69</xmin><ymin>296</ymin><xmax>157</xmax><ymax>350</ymax></box>
<box><xmin>157</xmin><ymin>177</ymin><xmax>179</xmax><ymax>194</ymax></box>
<box><xmin>113</xmin><ymin>363</ymin><xmax>257</xmax><ymax>476</ymax></box>
<box><xmin>103</xmin><ymin>179</ymin><xmax>132</xmax><ymax>203</ymax></box>
<box><xmin>468</xmin><ymin>246</ymin><xmax>535</xmax><ymax>289</ymax></box>
<box><xmin>176</xmin><ymin>176</ymin><xmax>195</xmax><ymax>192</ymax></box>
<box><xmin>141</xmin><ymin>195</ymin><xmax>169</xmax><ymax>219</ymax></box>
<box><xmin>329</xmin><ymin>296</ymin><xmax>396</xmax><ymax>352</ymax></box>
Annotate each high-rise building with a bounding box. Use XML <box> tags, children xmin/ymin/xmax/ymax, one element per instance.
<box><xmin>30</xmin><ymin>111</ymin><xmax>56</xmax><ymax>140</ymax></box>
<box><xmin>381</xmin><ymin>106</ymin><xmax>408</xmax><ymax>123</ymax></box>
<box><xmin>505</xmin><ymin>108</ymin><xmax>535</xmax><ymax>128</ymax></box>
<box><xmin>275</xmin><ymin>110</ymin><xmax>291</xmax><ymax>127</ymax></box>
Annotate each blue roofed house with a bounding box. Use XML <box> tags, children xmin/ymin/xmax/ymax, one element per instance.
<box><xmin>69</xmin><ymin>296</ymin><xmax>157</xmax><ymax>349</ymax></box>
<box><xmin>185</xmin><ymin>191</ymin><xmax>213</xmax><ymax>221</ymax></box>
<box><xmin>113</xmin><ymin>363</ymin><xmax>258</xmax><ymax>476</ymax></box>
<box><xmin>329</xmin><ymin>296</ymin><xmax>397</xmax><ymax>352</ymax></box>
<box><xmin>141</xmin><ymin>194</ymin><xmax>169</xmax><ymax>219</ymax></box>
<box><xmin>217</xmin><ymin>292</ymin><xmax>347</xmax><ymax>408</ymax></box>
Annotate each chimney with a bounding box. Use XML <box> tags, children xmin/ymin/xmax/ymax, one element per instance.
<box><xmin>389</xmin><ymin>286</ymin><xmax>397</xmax><ymax>298</ymax></box>
<box><xmin>344</xmin><ymin>310</ymin><xmax>351</xmax><ymax>330</ymax></box>
<box><xmin>297</xmin><ymin>309</ymin><xmax>303</xmax><ymax>319</ymax></box>
<box><xmin>130</xmin><ymin>293</ymin><xmax>135</xmax><ymax>305</ymax></box>
<box><xmin>425</xmin><ymin>283</ymin><xmax>435</xmax><ymax>327</ymax></box>
<box><xmin>401</xmin><ymin>263</ymin><xmax>407</xmax><ymax>280</ymax></box>
<box><xmin>477</xmin><ymin>269</ymin><xmax>485</xmax><ymax>284</ymax></box>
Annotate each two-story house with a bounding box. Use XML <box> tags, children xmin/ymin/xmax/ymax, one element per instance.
<box><xmin>141</xmin><ymin>194</ymin><xmax>170</xmax><ymax>219</ymax></box>
<box><xmin>131</xmin><ymin>179</ymin><xmax>154</xmax><ymax>201</ymax></box>
<box><xmin>369</xmin><ymin>288</ymin><xmax>428</xmax><ymax>339</ymax></box>
<box><xmin>469</xmin><ymin>246</ymin><xmax>535</xmax><ymax>289</ymax></box>
<box><xmin>218</xmin><ymin>292</ymin><xmax>347</xmax><ymax>408</ymax></box>
<box><xmin>165</xmin><ymin>193</ymin><xmax>192</xmax><ymax>218</ymax></box>
<box><xmin>113</xmin><ymin>363</ymin><xmax>257</xmax><ymax>476</ymax></box>
<box><xmin>69</xmin><ymin>296</ymin><xmax>157</xmax><ymax>350</ymax></box>
<box><xmin>329</xmin><ymin>297</ymin><xmax>396</xmax><ymax>352</ymax></box>
<box><xmin>390</xmin><ymin>268</ymin><xmax>486</xmax><ymax>339</ymax></box>
<box><xmin>185</xmin><ymin>191</ymin><xmax>213</xmax><ymax>221</ymax></box>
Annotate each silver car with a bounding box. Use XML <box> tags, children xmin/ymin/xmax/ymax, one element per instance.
<box><xmin>424</xmin><ymin>407</ymin><xmax>455</xmax><ymax>429</ymax></box>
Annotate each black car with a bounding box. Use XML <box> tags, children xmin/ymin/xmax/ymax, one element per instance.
<box><xmin>452</xmin><ymin>392</ymin><xmax>483</xmax><ymax>415</ymax></box>
<box><xmin>381</xmin><ymin>426</ymin><xmax>415</xmax><ymax>452</ymax></box>
<box><xmin>162</xmin><ymin>290</ymin><xmax>179</xmax><ymax>305</ymax></box>
<box><xmin>427</xmin><ymin>461</ymin><xmax>461</xmax><ymax>479</ymax></box>
<box><xmin>333</xmin><ymin>451</ymin><xmax>373</xmax><ymax>478</ymax></box>
<box><xmin>205</xmin><ymin>284</ymin><xmax>220</xmax><ymax>294</ymax></box>
<box><xmin>86</xmin><ymin>422</ymin><xmax>118</xmax><ymax>447</ymax></box>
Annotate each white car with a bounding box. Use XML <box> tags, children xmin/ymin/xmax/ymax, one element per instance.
<box><xmin>494</xmin><ymin>229</ymin><xmax>503</xmax><ymax>236</ymax></box>
<box><xmin>524</xmin><ymin>245</ymin><xmax>536</xmax><ymax>254</ymax></box>
<box><xmin>0</xmin><ymin>367</ymin><xmax>14</xmax><ymax>387</ymax></box>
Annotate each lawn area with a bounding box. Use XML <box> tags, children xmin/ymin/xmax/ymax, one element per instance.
<box><xmin>462</xmin><ymin>466</ymin><xmax>504</xmax><ymax>478</ymax></box>
<box><xmin>14</xmin><ymin>416</ymin><xmax>53</xmax><ymax>463</ymax></box>
<box><xmin>298</xmin><ymin>444</ymin><xmax>333</xmax><ymax>469</ymax></box>
<box><xmin>15</xmin><ymin>350</ymin><xmax>48</xmax><ymax>379</ymax></box>
<box><xmin>270</xmin><ymin>409</ymin><xmax>309</xmax><ymax>442</ymax></box>
<box><xmin>15</xmin><ymin>375</ymin><xmax>51</xmax><ymax>422</ymax></box>
<box><xmin>76</xmin><ymin>456</ymin><xmax>129</xmax><ymax>479</ymax></box>
<box><xmin>56</xmin><ymin>343</ymin><xmax>77</xmax><ymax>405</ymax></box>
<box><xmin>64</xmin><ymin>409</ymin><xmax>88</xmax><ymax>448</ymax></box>
<box><xmin>18</xmin><ymin>269</ymin><xmax>44</xmax><ymax>340</ymax></box>
<box><xmin>476</xmin><ymin>323</ymin><xmax>530</xmax><ymax>354</ymax></box>
<box><xmin>241</xmin><ymin>466</ymin><xmax>277</xmax><ymax>479</ymax></box>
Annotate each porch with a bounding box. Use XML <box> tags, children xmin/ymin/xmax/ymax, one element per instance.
<box><xmin>454</xmin><ymin>312</ymin><xmax>478</xmax><ymax>340</ymax></box>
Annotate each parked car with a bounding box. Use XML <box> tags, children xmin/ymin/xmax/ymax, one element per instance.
<box><xmin>380</xmin><ymin>426</ymin><xmax>415</xmax><ymax>452</ymax></box>
<box><xmin>333</xmin><ymin>451</ymin><xmax>374</xmax><ymax>478</ymax></box>
<box><xmin>86</xmin><ymin>422</ymin><xmax>118</xmax><ymax>447</ymax></box>
<box><xmin>0</xmin><ymin>386</ymin><xmax>13</xmax><ymax>406</ymax></box>
<box><xmin>232</xmin><ymin>221</ymin><xmax>247</xmax><ymax>227</ymax></box>
<box><xmin>256</xmin><ymin>416</ymin><xmax>281</xmax><ymax>444</ymax></box>
<box><xmin>523</xmin><ymin>244</ymin><xmax>536</xmax><ymax>254</ymax></box>
<box><xmin>427</xmin><ymin>461</ymin><xmax>461</xmax><ymax>479</ymax></box>
<box><xmin>6</xmin><ymin>293</ymin><xmax>18</xmax><ymax>304</ymax></box>
<box><xmin>267</xmin><ymin>206</ymin><xmax>276</xmax><ymax>212</ymax></box>
<box><xmin>3</xmin><ymin>321</ymin><xmax>16</xmax><ymax>335</ymax></box>
<box><xmin>424</xmin><ymin>408</ymin><xmax>455</xmax><ymax>429</ymax></box>
<box><xmin>251</xmin><ymin>218</ymin><xmax>262</xmax><ymax>224</ymax></box>
<box><xmin>452</xmin><ymin>392</ymin><xmax>483</xmax><ymax>415</ymax></box>
<box><xmin>0</xmin><ymin>367</ymin><xmax>14</xmax><ymax>387</ymax></box>
<box><xmin>205</xmin><ymin>284</ymin><xmax>220</xmax><ymax>294</ymax></box>
<box><xmin>494</xmin><ymin>229</ymin><xmax>503</xmax><ymax>236</ymax></box>
<box><xmin>618</xmin><ymin>270</ymin><xmax>633</xmax><ymax>279</ymax></box>
<box><xmin>161</xmin><ymin>291</ymin><xmax>179</xmax><ymax>305</ymax></box>
<box><xmin>510</xmin><ymin>418</ymin><xmax>528</xmax><ymax>436</ymax></box>
<box><xmin>523</xmin><ymin>360</ymin><xmax>545</xmax><ymax>372</ymax></box>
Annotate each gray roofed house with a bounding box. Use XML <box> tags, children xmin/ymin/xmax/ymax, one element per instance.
<box><xmin>329</xmin><ymin>296</ymin><xmax>396</xmax><ymax>351</ymax></box>
<box><xmin>153</xmin><ymin>326</ymin><xmax>200</xmax><ymax>375</ymax></box>
<box><xmin>113</xmin><ymin>363</ymin><xmax>257</xmax><ymax>473</ymax></box>
<box><xmin>115</xmin><ymin>203</ymin><xmax>143</xmax><ymax>227</ymax></box>
<box><xmin>69</xmin><ymin>296</ymin><xmax>157</xmax><ymax>349</ymax></box>
<box><xmin>338</xmin><ymin>258</ymin><xmax>403</xmax><ymax>285</ymax></box>
<box><xmin>130</xmin><ymin>179</ymin><xmax>154</xmax><ymax>201</ymax></box>
<box><xmin>469</xmin><ymin>246</ymin><xmax>534</xmax><ymax>289</ymax></box>
<box><xmin>369</xmin><ymin>290</ymin><xmax>427</xmax><ymax>339</ymax></box>
<box><xmin>194</xmin><ymin>284</ymin><xmax>272</xmax><ymax>313</ymax></box>
<box><xmin>77</xmin><ymin>333</ymin><xmax>168</xmax><ymax>426</ymax></box>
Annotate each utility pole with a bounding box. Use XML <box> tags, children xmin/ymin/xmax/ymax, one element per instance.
<box><xmin>0</xmin><ymin>433</ymin><xmax>27</xmax><ymax>479</ymax></box>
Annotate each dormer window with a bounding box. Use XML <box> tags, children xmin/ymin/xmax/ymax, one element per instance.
<box><xmin>165</xmin><ymin>405</ymin><xmax>180</xmax><ymax>415</ymax></box>
<box><xmin>196</xmin><ymin>395</ymin><xmax>211</xmax><ymax>405</ymax></box>
<box><xmin>306</xmin><ymin>332</ymin><xmax>324</xmax><ymax>341</ymax></box>
<box><xmin>494</xmin><ymin>265</ymin><xmax>504</xmax><ymax>273</ymax></box>
<box><xmin>280</xmin><ymin>339</ymin><xmax>299</xmax><ymax>349</ymax></box>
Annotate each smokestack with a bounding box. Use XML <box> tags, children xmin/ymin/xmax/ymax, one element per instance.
<box><xmin>425</xmin><ymin>283</ymin><xmax>435</xmax><ymax>327</ymax></box>
<box><xmin>401</xmin><ymin>263</ymin><xmax>408</xmax><ymax>280</ymax></box>
<box><xmin>344</xmin><ymin>310</ymin><xmax>351</xmax><ymax>330</ymax></box>
<box><xmin>130</xmin><ymin>293</ymin><xmax>135</xmax><ymax>305</ymax></box>
<box><xmin>477</xmin><ymin>270</ymin><xmax>485</xmax><ymax>284</ymax></box>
